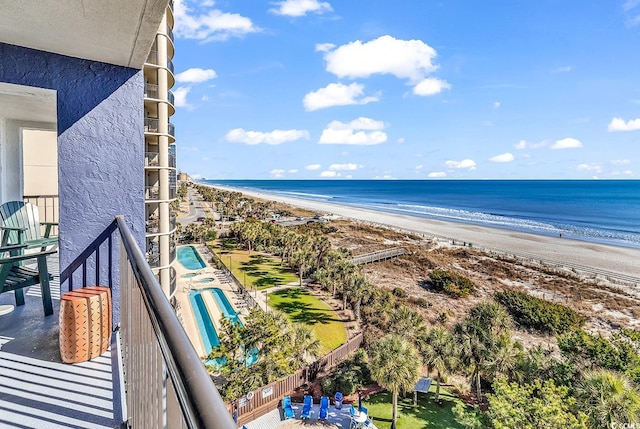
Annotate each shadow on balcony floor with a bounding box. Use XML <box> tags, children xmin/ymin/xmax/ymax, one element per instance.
<box><xmin>0</xmin><ymin>255</ymin><xmax>125</xmax><ymax>428</ymax></box>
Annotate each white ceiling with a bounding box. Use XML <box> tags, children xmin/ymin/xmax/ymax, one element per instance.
<box><xmin>0</xmin><ymin>0</ymin><xmax>167</xmax><ymax>68</ymax></box>
<box><xmin>0</xmin><ymin>83</ymin><xmax>56</xmax><ymax>123</ymax></box>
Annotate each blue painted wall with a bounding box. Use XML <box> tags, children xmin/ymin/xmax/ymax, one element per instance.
<box><xmin>0</xmin><ymin>43</ymin><xmax>146</xmax><ymax>320</ymax></box>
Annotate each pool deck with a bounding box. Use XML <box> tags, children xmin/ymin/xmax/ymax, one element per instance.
<box><xmin>175</xmin><ymin>244</ymin><xmax>251</xmax><ymax>358</ymax></box>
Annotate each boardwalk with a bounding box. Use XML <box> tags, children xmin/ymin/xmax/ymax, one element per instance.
<box><xmin>352</xmin><ymin>247</ymin><xmax>406</xmax><ymax>265</ymax></box>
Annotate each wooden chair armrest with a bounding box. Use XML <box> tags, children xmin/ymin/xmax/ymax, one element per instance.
<box><xmin>0</xmin><ymin>248</ymin><xmax>57</xmax><ymax>264</ymax></box>
<box><xmin>0</xmin><ymin>243</ymin><xmax>28</xmax><ymax>252</ymax></box>
<box><xmin>0</xmin><ymin>225</ymin><xmax>27</xmax><ymax>231</ymax></box>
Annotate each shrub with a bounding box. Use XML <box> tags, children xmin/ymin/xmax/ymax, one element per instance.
<box><xmin>409</xmin><ymin>297</ymin><xmax>430</xmax><ymax>308</ymax></box>
<box><xmin>321</xmin><ymin>349</ymin><xmax>372</xmax><ymax>396</ymax></box>
<box><xmin>428</xmin><ymin>269</ymin><xmax>474</xmax><ymax>298</ymax></box>
<box><xmin>495</xmin><ymin>290</ymin><xmax>586</xmax><ymax>334</ymax></box>
<box><xmin>392</xmin><ymin>287</ymin><xmax>407</xmax><ymax>298</ymax></box>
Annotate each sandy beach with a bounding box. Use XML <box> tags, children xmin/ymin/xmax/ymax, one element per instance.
<box><xmin>209</xmin><ymin>185</ymin><xmax>640</xmax><ymax>280</ymax></box>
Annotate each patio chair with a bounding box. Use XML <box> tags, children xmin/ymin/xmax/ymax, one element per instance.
<box><xmin>0</xmin><ymin>201</ymin><xmax>58</xmax><ymax>251</ymax></box>
<box><xmin>349</xmin><ymin>404</ymin><xmax>356</xmax><ymax>417</ymax></box>
<box><xmin>0</xmin><ymin>244</ymin><xmax>56</xmax><ymax>316</ymax></box>
<box><xmin>282</xmin><ymin>395</ymin><xmax>294</xmax><ymax>419</ymax></box>
<box><xmin>360</xmin><ymin>405</ymin><xmax>368</xmax><ymax>415</ymax></box>
<box><xmin>319</xmin><ymin>395</ymin><xmax>329</xmax><ymax>420</ymax></box>
<box><xmin>301</xmin><ymin>395</ymin><xmax>312</xmax><ymax>419</ymax></box>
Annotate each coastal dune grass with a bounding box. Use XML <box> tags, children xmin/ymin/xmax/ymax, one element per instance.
<box><xmin>364</xmin><ymin>386</ymin><xmax>466</xmax><ymax>429</ymax></box>
<box><xmin>212</xmin><ymin>240</ymin><xmax>299</xmax><ymax>290</ymax></box>
<box><xmin>267</xmin><ymin>288</ymin><xmax>347</xmax><ymax>355</ymax></box>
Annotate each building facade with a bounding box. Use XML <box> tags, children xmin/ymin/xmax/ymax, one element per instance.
<box><xmin>144</xmin><ymin>1</ymin><xmax>178</xmax><ymax>298</ymax></box>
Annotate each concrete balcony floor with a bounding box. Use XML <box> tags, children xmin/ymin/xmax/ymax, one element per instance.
<box><xmin>0</xmin><ymin>254</ymin><xmax>124</xmax><ymax>428</ymax></box>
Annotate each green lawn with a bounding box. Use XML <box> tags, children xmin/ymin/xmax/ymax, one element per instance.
<box><xmin>212</xmin><ymin>240</ymin><xmax>299</xmax><ymax>290</ymax></box>
<box><xmin>267</xmin><ymin>288</ymin><xmax>347</xmax><ymax>355</ymax></box>
<box><xmin>363</xmin><ymin>385</ymin><xmax>467</xmax><ymax>429</ymax></box>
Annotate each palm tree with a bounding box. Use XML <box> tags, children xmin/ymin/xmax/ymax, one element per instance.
<box><xmin>370</xmin><ymin>334</ymin><xmax>421</xmax><ymax>429</ymax></box>
<box><xmin>291</xmin><ymin>235</ymin><xmax>314</xmax><ymax>287</ymax></box>
<box><xmin>422</xmin><ymin>326</ymin><xmax>457</xmax><ymax>401</ymax></box>
<box><xmin>312</xmin><ymin>236</ymin><xmax>332</xmax><ymax>270</ymax></box>
<box><xmin>346</xmin><ymin>274</ymin><xmax>370</xmax><ymax>322</ymax></box>
<box><xmin>288</xmin><ymin>324</ymin><xmax>321</xmax><ymax>368</ymax></box>
<box><xmin>454</xmin><ymin>302</ymin><xmax>511</xmax><ymax>402</ymax></box>
<box><xmin>576</xmin><ymin>369</ymin><xmax>640</xmax><ymax>428</ymax></box>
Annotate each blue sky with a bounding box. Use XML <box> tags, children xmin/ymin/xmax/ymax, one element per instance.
<box><xmin>172</xmin><ymin>0</ymin><xmax>640</xmax><ymax>180</ymax></box>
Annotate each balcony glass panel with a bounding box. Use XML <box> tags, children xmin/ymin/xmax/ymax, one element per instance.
<box><xmin>145</xmin><ymin>152</ymin><xmax>160</xmax><ymax>167</ymax></box>
<box><xmin>169</xmin><ymin>152</ymin><xmax>176</xmax><ymax>168</ymax></box>
<box><xmin>166</xmin><ymin>25</ymin><xmax>174</xmax><ymax>42</ymax></box>
<box><xmin>168</xmin><ymin>90</ymin><xmax>175</xmax><ymax>106</ymax></box>
<box><xmin>146</xmin><ymin>50</ymin><xmax>158</xmax><ymax>65</ymax></box>
<box><xmin>144</xmin><ymin>83</ymin><xmax>159</xmax><ymax>99</ymax></box>
<box><xmin>144</xmin><ymin>117</ymin><xmax>159</xmax><ymax>133</ymax></box>
<box><xmin>168</xmin><ymin>122</ymin><xmax>175</xmax><ymax>137</ymax></box>
<box><xmin>145</xmin><ymin>185</ymin><xmax>160</xmax><ymax>200</ymax></box>
<box><xmin>168</xmin><ymin>60</ymin><xmax>174</xmax><ymax>74</ymax></box>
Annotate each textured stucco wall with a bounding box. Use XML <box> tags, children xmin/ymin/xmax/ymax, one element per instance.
<box><xmin>0</xmin><ymin>43</ymin><xmax>146</xmax><ymax>320</ymax></box>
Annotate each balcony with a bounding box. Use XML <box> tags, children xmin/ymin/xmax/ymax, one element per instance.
<box><xmin>145</xmin><ymin>185</ymin><xmax>160</xmax><ymax>201</ymax></box>
<box><xmin>146</xmin><ymin>49</ymin><xmax>158</xmax><ymax>65</ymax></box>
<box><xmin>169</xmin><ymin>151</ymin><xmax>176</xmax><ymax>168</ymax></box>
<box><xmin>168</xmin><ymin>90</ymin><xmax>175</xmax><ymax>106</ymax></box>
<box><xmin>145</xmin><ymin>213</ymin><xmax>177</xmax><ymax>235</ymax></box>
<box><xmin>145</xmin><ymin>117</ymin><xmax>159</xmax><ymax>133</ymax></box>
<box><xmin>145</xmin><ymin>151</ymin><xmax>160</xmax><ymax>167</ymax></box>
<box><xmin>166</xmin><ymin>24</ymin><xmax>174</xmax><ymax>42</ymax></box>
<box><xmin>168</xmin><ymin>0</ymin><xmax>174</xmax><ymax>11</ymax></box>
<box><xmin>169</xmin><ymin>122</ymin><xmax>175</xmax><ymax>137</ymax></box>
<box><xmin>0</xmin><ymin>218</ymin><xmax>235</xmax><ymax>428</ymax></box>
<box><xmin>144</xmin><ymin>82</ymin><xmax>159</xmax><ymax>99</ymax></box>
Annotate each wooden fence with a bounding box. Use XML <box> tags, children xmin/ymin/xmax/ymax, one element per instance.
<box><xmin>230</xmin><ymin>332</ymin><xmax>364</xmax><ymax>426</ymax></box>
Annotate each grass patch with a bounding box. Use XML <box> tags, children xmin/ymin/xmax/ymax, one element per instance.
<box><xmin>364</xmin><ymin>385</ymin><xmax>466</xmax><ymax>429</ymax></box>
<box><xmin>267</xmin><ymin>288</ymin><xmax>346</xmax><ymax>355</ymax></box>
<box><xmin>212</xmin><ymin>241</ymin><xmax>299</xmax><ymax>290</ymax></box>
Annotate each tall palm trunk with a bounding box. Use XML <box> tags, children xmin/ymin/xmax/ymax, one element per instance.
<box><xmin>391</xmin><ymin>390</ymin><xmax>398</xmax><ymax>429</ymax></box>
<box><xmin>435</xmin><ymin>370</ymin><xmax>442</xmax><ymax>401</ymax></box>
<box><xmin>475</xmin><ymin>368</ymin><xmax>482</xmax><ymax>403</ymax></box>
<box><xmin>299</xmin><ymin>264</ymin><xmax>304</xmax><ymax>287</ymax></box>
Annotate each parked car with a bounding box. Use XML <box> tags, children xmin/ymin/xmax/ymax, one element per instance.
<box><xmin>197</xmin><ymin>216</ymin><xmax>205</xmax><ymax>222</ymax></box>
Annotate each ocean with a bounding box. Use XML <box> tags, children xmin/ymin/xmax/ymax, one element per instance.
<box><xmin>200</xmin><ymin>180</ymin><xmax>640</xmax><ymax>249</ymax></box>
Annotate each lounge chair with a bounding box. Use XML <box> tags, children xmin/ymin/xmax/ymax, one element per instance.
<box><xmin>0</xmin><ymin>244</ymin><xmax>56</xmax><ymax>316</ymax></box>
<box><xmin>319</xmin><ymin>395</ymin><xmax>329</xmax><ymax>420</ymax></box>
<box><xmin>282</xmin><ymin>395</ymin><xmax>294</xmax><ymax>419</ymax></box>
<box><xmin>301</xmin><ymin>395</ymin><xmax>312</xmax><ymax>419</ymax></box>
<box><xmin>0</xmin><ymin>201</ymin><xmax>58</xmax><ymax>251</ymax></box>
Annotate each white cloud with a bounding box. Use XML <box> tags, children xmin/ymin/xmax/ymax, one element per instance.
<box><xmin>577</xmin><ymin>163</ymin><xmax>603</xmax><ymax>173</ymax></box>
<box><xmin>515</xmin><ymin>139</ymin><xmax>549</xmax><ymax>150</ymax></box>
<box><xmin>446</xmin><ymin>159</ymin><xmax>476</xmax><ymax>170</ymax></box>
<box><xmin>413</xmin><ymin>78</ymin><xmax>451</xmax><ymax>96</ymax></box>
<box><xmin>428</xmin><ymin>171</ymin><xmax>446</xmax><ymax>178</ymax></box>
<box><xmin>489</xmin><ymin>152</ymin><xmax>515</xmax><ymax>163</ymax></box>
<box><xmin>174</xmin><ymin>0</ymin><xmax>260</xmax><ymax>42</ymax></box>
<box><xmin>225</xmin><ymin>128</ymin><xmax>310</xmax><ymax>145</ymax></box>
<box><xmin>552</xmin><ymin>65</ymin><xmax>573</xmax><ymax>73</ymax></box>
<box><xmin>415</xmin><ymin>165</ymin><xmax>423</xmax><ymax>170</ymax></box>
<box><xmin>493</xmin><ymin>101</ymin><xmax>501</xmax><ymax>108</ymax></box>
<box><xmin>319</xmin><ymin>117</ymin><xmax>387</xmax><ymax>145</ymax></box>
<box><xmin>315</xmin><ymin>43</ymin><xmax>336</xmax><ymax>52</ymax></box>
<box><xmin>320</xmin><ymin>35</ymin><xmax>449</xmax><ymax>95</ymax></box>
<box><xmin>175</xmin><ymin>68</ymin><xmax>217</xmax><ymax>83</ymax></box>
<box><xmin>397</xmin><ymin>137</ymin><xmax>405</xmax><ymax>144</ymax></box>
<box><xmin>305</xmin><ymin>164</ymin><xmax>321</xmax><ymax>170</ymax></box>
<box><xmin>320</xmin><ymin>170</ymin><xmax>338</xmax><ymax>177</ymax></box>
<box><xmin>611</xmin><ymin>159</ymin><xmax>632</xmax><ymax>165</ymax></box>
<box><xmin>288</xmin><ymin>169</ymin><xmax>298</xmax><ymax>173</ymax></box>
<box><xmin>270</xmin><ymin>169</ymin><xmax>286</xmax><ymax>178</ymax></box>
<box><xmin>551</xmin><ymin>137</ymin><xmax>582</xmax><ymax>149</ymax></box>
<box><xmin>270</xmin><ymin>0</ymin><xmax>332</xmax><ymax>16</ymax></box>
<box><xmin>328</xmin><ymin>163</ymin><xmax>358</xmax><ymax>171</ymax></box>
<box><xmin>608</xmin><ymin>117</ymin><xmax>640</xmax><ymax>132</ymax></box>
<box><xmin>173</xmin><ymin>86</ymin><xmax>192</xmax><ymax>108</ymax></box>
<box><xmin>303</xmin><ymin>82</ymin><xmax>379</xmax><ymax>111</ymax></box>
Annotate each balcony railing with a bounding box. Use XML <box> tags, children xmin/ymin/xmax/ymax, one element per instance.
<box><xmin>23</xmin><ymin>194</ymin><xmax>59</xmax><ymax>235</ymax></box>
<box><xmin>59</xmin><ymin>217</ymin><xmax>235</xmax><ymax>428</ymax></box>
<box><xmin>169</xmin><ymin>122</ymin><xmax>175</xmax><ymax>137</ymax></box>
<box><xmin>169</xmin><ymin>151</ymin><xmax>176</xmax><ymax>168</ymax></box>
<box><xmin>145</xmin><ymin>83</ymin><xmax>159</xmax><ymax>99</ymax></box>
<box><xmin>168</xmin><ymin>90</ymin><xmax>175</xmax><ymax>106</ymax></box>
<box><xmin>168</xmin><ymin>60</ymin><xmax>174</xmax><ymax>74</ymax></box>
<box><xmin>145</xmin><ymin>117</ymin><xmax>159</xmax><ymax>133</ymax></box>
<box><xmin>146</xmin><ymin>151</ymin><xmax>160</xmax><ymax>167</ymax></box>
<box><xmin>166</xmin><ymin>24</ymin><xmax>174</xmax><ymax>42</ymax></box>
<box><xmin>146</xmin><ymin>185</ymin><xmax>160</xmax><ymax>200</ymax></box>
<box><xmin>168</xmin><ymin>0</ymin><xmax>174</xmax><ymax>10</ymax></box>
<box><xmin>170</xmin><ymin>266</ymin><xmax>177</xmax><ymax>297</ymax></box>
<box><xmin>170</xmin><ymin>213</ymin><xmax>177</xmax><ymax>232</ymax></box>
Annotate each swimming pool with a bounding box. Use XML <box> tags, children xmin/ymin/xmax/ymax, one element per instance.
<box><xmin>177</xmin><ymin>246</ymin><xmax>206</xmax><ymax>270</ymax></box>
<box><xmin>189</xmin><ymin>288</ymin><xmax>257</xmax><ymax>366</ymax></box>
